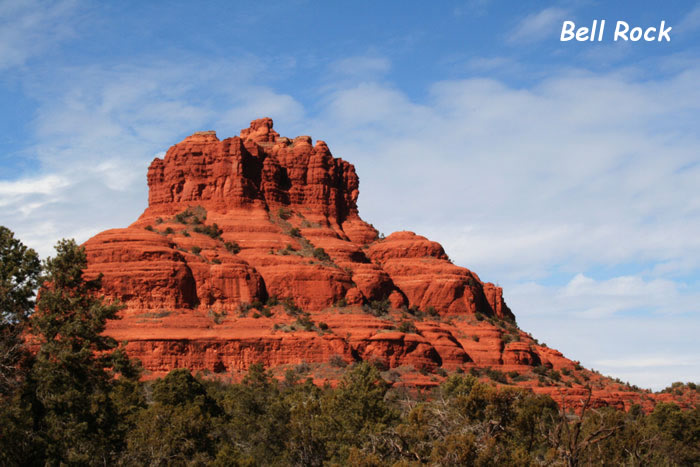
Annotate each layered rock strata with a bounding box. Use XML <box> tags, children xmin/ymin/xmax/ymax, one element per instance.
<box><xmin>83</xmin><ymin>118</ymin><xmax>694</xmax><ymax>411</ymax></box>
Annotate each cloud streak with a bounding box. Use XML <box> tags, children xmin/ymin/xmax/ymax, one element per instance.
<box><xmin>508</xmin><ymin>7</ymin><xmax>568</xmax><ymax>44</ymax></box>
<box><xmin>0</xmin><ymin>0</ymin><xmax>78</xmax><ymax>71</ymax></box>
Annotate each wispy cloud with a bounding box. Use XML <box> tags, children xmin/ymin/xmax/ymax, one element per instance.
<box><xmin>508</xmin><ymin>7</ymin><xmax>569</xmax><ymax>44</ymax></box>
<box><xmin>330</xmin><ymin>56</ymin><xmax>391</xmax><ymax>78</ymax></box>
<box><xmin>676</xmin><ymin>4</ymin><xmax>700</xmax><ymax>35</ymax></box>
<box><xmin>0</xmin><ymin>0</ymin><xmax>78</xmax><ymax>70</ymax></box>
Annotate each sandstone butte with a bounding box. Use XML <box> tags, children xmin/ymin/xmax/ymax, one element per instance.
<box><xmin>83</xmin><ymin>118</ymin><xmax>696</xmax><ymax>412</ymax></box>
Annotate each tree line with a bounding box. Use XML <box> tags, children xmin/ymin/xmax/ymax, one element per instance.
<box><xmin>1</xmin><ymin>226</ymin><xmax>698</xmax><ymax>466</ymax></box>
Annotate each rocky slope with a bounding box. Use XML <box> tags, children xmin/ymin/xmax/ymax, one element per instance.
<box><xmin>84</xmin><ymin>118</ymin><xmax>695</xmax><ymax>411</ymax></box>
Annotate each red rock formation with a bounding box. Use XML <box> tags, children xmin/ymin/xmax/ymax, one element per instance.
<box><xmin>82</xmin><ymin>118</ymin><xmax>696</xmax><ymax>412</ymax></box>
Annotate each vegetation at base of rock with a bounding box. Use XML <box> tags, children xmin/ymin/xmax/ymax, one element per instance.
<box><xmin>3</xmin><ymin>357</ymin><xmax>698</xmax><ymax>465</ymax></box>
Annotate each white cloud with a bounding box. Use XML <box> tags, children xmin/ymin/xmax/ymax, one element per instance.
<box><xmin>508</xmin><ymin>7</ymin><xmax>569</xmax><ymax>44</ymax></box>
<box><xmin>0</xmin><ymin>174</ymin><xmax>68</xmax><ymax>198</ymax></box>
<box><xmin>509</xmin><ymin>273</ymin><xmax>698</xmax><ymax>319</ymax></box>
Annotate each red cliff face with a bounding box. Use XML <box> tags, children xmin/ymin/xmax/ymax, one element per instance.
<box><xmin>83</xmin><ymin>118</ymin><xmax>696</xmax><ymax>412</ymax></box>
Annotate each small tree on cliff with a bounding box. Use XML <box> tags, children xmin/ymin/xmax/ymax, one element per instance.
<box><xmin>26</xmin><ymin>239</ymin><xmax>139</xmax><ymax>464</ymax></box>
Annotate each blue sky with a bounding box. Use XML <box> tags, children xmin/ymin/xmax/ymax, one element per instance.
<box><xmin>1</xmin><ymin>0</ymin><xmax>699</xmax><ymax>390</ymax></box>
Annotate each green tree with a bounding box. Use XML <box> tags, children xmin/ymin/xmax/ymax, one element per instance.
<box><xmin>321</xmin><ymin>362</ymin><xmax>397</xmax><ymax>462</ymax></box>
<box><xmin>0</xmin><ymin>226</ymin><xmax>40</xmax><ymax>394</ymax></box>
<box><xmin>216</xmin><ymin>363</ymin><xmax>291</xmax><ymax>464</ymax></box>
<box><xmin>26</xmin><ymin>239</ymin><xmax>138</xmax><ymax>465</ymax></box>
<box><xmin>123</xmin><ymin>369</ymin><xmax>221</xmax><ymax>465</ymax></box>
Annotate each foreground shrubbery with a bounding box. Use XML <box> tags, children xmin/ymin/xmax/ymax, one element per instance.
<box><xmin>1</xmin><ymin>228</ymin><xmax>699</xmax><ymax>465</ymax></box>
<box><xmin>3</xmin><ymin>361</ymin><xmax>698</xmax><ymax>466</ymax></box>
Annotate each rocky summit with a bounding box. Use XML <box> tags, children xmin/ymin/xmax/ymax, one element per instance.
<box><xmin>84</xmin><ymin>118</ymin><xmax>695</xmax><ymax>411</ymax></box>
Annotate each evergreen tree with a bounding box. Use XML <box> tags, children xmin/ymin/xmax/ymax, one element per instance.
<box><xmin>26</xmin><ymin>239</ymin><xmax>138</xmax><ymax>465</ymax></box>
<box><xmin>0</xmin><ymin>226</ymin><xmax>40</xmax><ymax>394</ymax></box>
<box><xmin>124</xmin><ymin>369</ymin><xmax>221</xmax><ymax>465</ymax></box>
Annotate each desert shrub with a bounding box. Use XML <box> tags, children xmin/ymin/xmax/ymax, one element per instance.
<box><xmin>363</xmin><ymin>299</ymin><xmax>390</xmax><ymax>317</ymax></box>
<box><xmin>191</xmin><ymin>246</ymin><xmax>202</xmax><ymax>255</ymax></box>
<box><xmin>369</xmin><ymin>358</ymin><xmax>389</xmax><ymax>372</ymax></box>
<box><xmin>164</xmin><ymin>227</ymin><xmax>174</xmax><ymax>235</ymax></box>
<box><xmin>318</xmin><ymin>322</ymin><xmax>329</xmax><ymax>331</ymax></box>
<box><xmin>289</xmin><ymin>227</ymin><xmax>301</xmax><ymax>237</ymax></box>
<box><xmin>238</xmin><ymin>302</ymin><xmax>254</xmax><ymax>316</ymax></box>
<box><xmin>277</xmin><ymin>207</ymin><xmax>292</xmax><ymax>220</ymax></box>
<box><xmin>295</xmin><ymin>315</ymin><xmax>315</xmax><ymax>331</ymax></box>
<box><xmin>485</xmin><ymin>367</ymin><xmax>508</xmax><ymax>384</ymax></box>
<box><xmin>398</xmin><ymin>320</ymin><xmax>417</xmax><ymax>334</ymax></box>
<box><xmin>174</xmin><ymin>206</ymin><xmax>206</xmax><ymax>224</ymax></box>
<box><xmin>312</xmin><ymin>247</ymin><xmax>330</xmax><ymax>262</ymax></box>
<box><xmin>329</xmin><ymin>355</ymin><xmax>347</xmax><ymax>368</ymax></box>
<box><xmin>282</xmin><ymin>298</ymin><xmax>303</xmax><ymax>316</ymax></box>
<box><xmin>208</xmin><ymin>309</ymin><xmax>226</xmax><ymax>324</ymax></box>
<box><xmin>224</xmin><ymin>241</ymin><xmax>240</xmax><ymax>254</ymax></box>
<box><xmin>471</xmin><ymin>334</ymin><xmax>480</xmax><ymax>342</ymax></box>
<box><xmin>510</xmin><ymin>373</ymin><xmax>531</xmax><ymax>382</ymax></box>
<box><xmin>335</xmin><ymin>298</ymin><xmax>348</xmax><ymax>308</ymax></box>
<box><xmin>145</xmin><ymin>225</ymin><xmax>154</xmax><ymax>231</ymax></box>
<box><xmin>194</xmin><ymin>223</ymin><xmax>222</xmax><ymax>239</ymax></box>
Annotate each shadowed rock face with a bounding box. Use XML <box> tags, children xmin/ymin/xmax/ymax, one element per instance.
<box><xmin>83</xmin><ymin>118</ymin><xmax>695</xmax><ymax>412</ymax></box>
